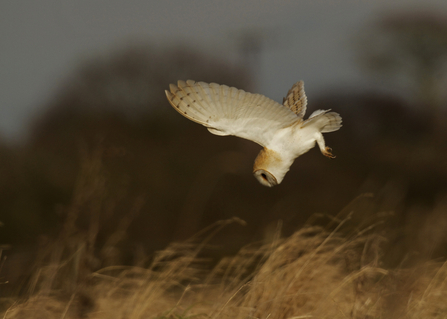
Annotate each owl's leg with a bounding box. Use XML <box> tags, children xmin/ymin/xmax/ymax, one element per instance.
<box><xmin>315</xmin><ymin>132</ymin><xmax>336</xmax><ymax>159</ymax></box>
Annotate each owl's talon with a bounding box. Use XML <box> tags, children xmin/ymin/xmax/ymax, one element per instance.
<box><xmin>323</xmin><ymin>147</ymin><xmax>336</xmax><ymax>159</ymax></box>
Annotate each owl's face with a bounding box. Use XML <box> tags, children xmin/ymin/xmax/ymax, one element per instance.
<box><xmin>252</xmin><ymin>148</ymin><xmax>291</xmax><ymax>187</ymax></box>
<box><xmin>253</xmin><ymin>169</ymin><xmax>278</xmax><ymax>187</ymax></box>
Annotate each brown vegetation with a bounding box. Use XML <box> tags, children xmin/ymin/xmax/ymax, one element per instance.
<box><xmin>2</xmin><ymin>210</ymin><xmax>447</xmax><ymax>318</ymax></box>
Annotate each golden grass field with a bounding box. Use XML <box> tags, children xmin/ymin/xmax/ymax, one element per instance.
<box><xmin>2</xmin><ymin>213</ymin><xmax>447</xmax><ymax>319</ymax></box>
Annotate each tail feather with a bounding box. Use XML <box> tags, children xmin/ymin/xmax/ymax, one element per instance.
<box><xmin>302</xmin><ymin>109</ymin><xmax>342</xmax><ymax>133</ymax></box>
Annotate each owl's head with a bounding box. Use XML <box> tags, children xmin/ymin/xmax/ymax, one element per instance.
<box><xmin>253</xmin><ymin>148</ymin><xmax>291</xmax><ymax>187</ymax></box>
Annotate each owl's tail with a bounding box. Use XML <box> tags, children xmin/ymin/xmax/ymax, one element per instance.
<box><xmin>302</xmin><ymin>109</ymin><xmax>342</xmax><ymax>133</ymax></box>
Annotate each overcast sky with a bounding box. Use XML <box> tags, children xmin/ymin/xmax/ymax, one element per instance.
<box><xmin>2</xmin><ymin>0</ymin><xmax>447</xmax><ymax>142</ymax></box>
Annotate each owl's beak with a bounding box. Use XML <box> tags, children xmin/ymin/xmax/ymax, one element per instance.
<box><xmin>253</xmin><ymin>169</ymin><xmax>278</xmax><ymax>187</ymax></box>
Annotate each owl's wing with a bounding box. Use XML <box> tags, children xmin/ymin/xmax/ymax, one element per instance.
<box><xmin>282</xmin><ymin>81</ymin><xmax>307</xmax><ymax>119</ymax></box>
<box><xmin>165</xmin><ymin>80</ymin><xmax>299</xmax><ymax>147</ymax></box>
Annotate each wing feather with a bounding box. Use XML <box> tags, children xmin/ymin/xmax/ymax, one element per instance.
<box><xmin>283</xmin><ymin>81</ymin><xmax>307</xmax><ymax>119</ymax></box>
<box><xmin>165</xmin><ymin>80</ymin><xmax>299</xmax><ymax>146</ymax></box>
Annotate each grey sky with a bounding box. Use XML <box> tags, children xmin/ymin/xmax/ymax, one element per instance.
<box><xmin>2</xmin><ymin>0</ymin><xmax>447</xmax><ymax>142</ymax></box>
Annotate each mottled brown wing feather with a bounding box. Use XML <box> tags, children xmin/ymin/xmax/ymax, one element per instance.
<box><xmin>283</xmin><ymin>81</ymin><xmax>307</xmax><ymax>119</ymax></box>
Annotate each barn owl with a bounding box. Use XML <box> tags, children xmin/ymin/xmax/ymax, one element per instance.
<box><xmin>165</xmin><ymin>80</ymin><xmax>342</xmax><ymax>187</ymax></box>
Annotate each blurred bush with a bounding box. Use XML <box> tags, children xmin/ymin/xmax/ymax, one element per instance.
<box><xmin>356</xmin><ymin>10</ymin><xmax>447</xmax><ymax>122</ymax></box>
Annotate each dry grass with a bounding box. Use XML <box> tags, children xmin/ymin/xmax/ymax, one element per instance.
<box><xmin>2</xmin><ymin>147</ymin><xmax>447</xmax><ymax>319</ymax></box>
<box><xmin>2</xmin><ymin>219</ymin><xmax>447</xmax><ymax>319</ymax></box>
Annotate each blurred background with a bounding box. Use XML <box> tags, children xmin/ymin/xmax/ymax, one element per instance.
<box><xmin>1</xmin><ymin>0</ymin><xmax>447</xmax><ymax>295</ymax></box>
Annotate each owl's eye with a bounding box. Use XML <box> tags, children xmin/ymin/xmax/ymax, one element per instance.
<box><xmin>261</xmin><ymin>173</ymin><xmax>268</xmax><ymax>180</ymax></box>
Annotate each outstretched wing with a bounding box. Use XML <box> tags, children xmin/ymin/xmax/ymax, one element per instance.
<box><xmin>282</xmin><ymin>81</ymin><xmax>307</xmax><ymax>119</ymax></box>
<box><xmin>165</xmin><ymin>80</ymin><xmax>299</xmax><ymax>147</ymax></box>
